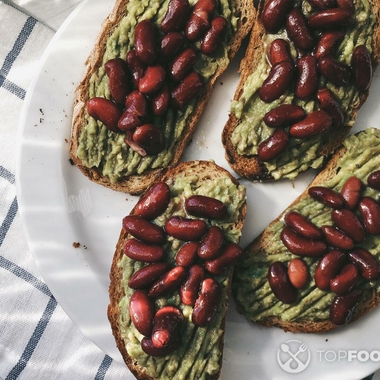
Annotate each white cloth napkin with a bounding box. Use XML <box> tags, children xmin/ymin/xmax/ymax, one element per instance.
<box><xmin>0</xmin><ymin>2</ymin><xmax>131</xmax><ymax>379</ymax></box>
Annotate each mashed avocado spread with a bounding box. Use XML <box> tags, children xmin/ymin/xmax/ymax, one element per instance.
<box><xmin>233</xmin><ymin>128</ymin><xmax>380</xmax><ymax>324</ymax></box>
<box><xmin>230</xmin><ymin>0</ymin><xmax>375</xmax><ymax>180</ymax></box>
<box><xmin>118</xmin><ymin>170</ymin><xmax>246</xmax><ymax>379</ymax></box>
<box><xmin>76</xmin><ymin>0</ymin><xmax>237</xmax><ymax>184</ymax></box>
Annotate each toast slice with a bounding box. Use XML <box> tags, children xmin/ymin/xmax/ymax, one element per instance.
<box><xmin>222</xmin><ymin>0</ymin><xmax>380</xmax><ymax>182</ymax></box>
<box><xmin>108</xmin><ymin>160</ymin><xmax>246</xmax><ymax>379</ymax></box>
<box><xmin>70</xmin><ymin>0</ymin><xmax>255</xmax><ymax>195</ymax></box>
<box><xmin>232</xmin><ymin>128</ymin><xmax>380</xmax><ymax>333</ymax></box>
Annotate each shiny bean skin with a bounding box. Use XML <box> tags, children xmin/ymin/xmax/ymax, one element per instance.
<box><xmin>192</xmin><ymin>278</ymin><xmax>222</xmax><ymax>327</ymax></box>
<box><xmin>126</xmin><ymin>50</ymin><xmax>145</xmax><ymax>88</ymax></box>
<box><xmin>160</xmin><ymin>0</ymin><xmax>190</xmax><ymax>33</ymax></box>
<box><xmin>295</xmin><ymin>55</ymin><xmax>319</xmax><ymax>99</ymax></box>
<box><xmin>308</xmin><ymin>0</ymin><xmax>337</xmax><ymax>9</ymax></box>
<box><xmin>268</xmin><ymin>39</ymin><xmax>294</xmax><ymax>66</ymax></box>
<box><xmin>261</xmin><ymin>0</ymin><xmax>293</xmax><ymax>33</ymax></box>
<box><xmin>308</xmin><ymin>8</ymin><xmax>354</xmax><ymax>29</ymax></box>
<box><xmin>264</xmin><ymin>105</ymin><xmax>305</xmax><ymax>128</ymax></box>
<box><xmin>330</xmin><ymin>263</ymin><xmax>358</xmax><ymax>295</ymax></box>
<box><xmin>321</xmin><ymin>225</ymin><xmax>354</xmax><ymax>251</ymax></box>
<box><xmin>138</xmin><ymin>65</ymin><xmax>166</xmax><ymax>95</ymax></box>
<box><xmin>287</xmin><ymin>258</ymin><xmax>309</xmax><ymax>289</ymax></box>
<box><xmin>118</xmin><ymin>90</ymin><xmax>148</xmax><ymax>131</ymax></box>
<box><xmin>141</xmin><ymin>336</ymin><xmax>180</xmax><ymax>356</ymax></box>
<box><xmin>134</xmin><ymin>20</ymin><xmax>159</xmax><ymax>65</ymax></box>
<box><xmin>318</xmin><ymin>56</ymin><xmax>352</xmax><ymax>87</ymax></box>
<box><xmin>351</xmin><ymin>45</ymin><xmax>373</xmax><ymax>92</ymax></box>
<box><xmin>165</xmin><ymin>216</ymin><xmax>207</xmax><ymax>241</ymax></box>
<box><xmin>331</xmin><ymin>209</ymin><xmax>366</xmax><ymax>243</ymax></box>
<box><xmin>314</xmin><ymin>250</ymin><xmax>346</xmax><ymax>291</ymax></box>
<box><xmin>286</xmin><ymin>9</ymin><xmax>314</xmax><ymax>50</ymax></box>
<box><xmin>176</xmin><ymin>241</ymin><xmax>200</xmax><ymax>267</ymax></box>
<box><xmin>358</xmin><ymin>197</ymin><xmax>380</xmax><ymax>235</ymax></box>
<box><xmin>87</xmin><ymin>97</ymin><xmax>122</xmax><ymax>132</ymax></box>
<box><xmin>105</xmin><ymin>58</ymin><xmax>130</xmax><ymax>105</ymax></box>
<box><xmin>316</xmin><ymin>88</ymin><xmax>344</xmax><ymax>127</ymax></box>
<box><xmin>185</xmin><ymin>195</ymin><xmax>228</xmax><ymax>219</ymax></box>
<box><xmin>340</xmin><ymin>176</ymin><xmax>363</xmax><ymax>210</ymax></box>
<box><xmin>122</xmin><ymin>215</ymin><xmax>166</xmax><ymax>245</ymax></box>
<box><xmin>198</xmin><ymin>226</ymin><xmax>224</xmax><ymax>260</ymax></box>
<box><xmin>160</xmin><ymin>32</ymin><xmax>186</xmax><ymax>63</ymax></box>
<box><xmin>171</xmin><ymin>71</ymin><xmax>203</xmax><ymax>109</ymax></box>
<box><xmin>330</xmin><ymin>289</ymin><xmax>362</xmax><ymax>325</ymax></box>
<box><xmin>348</xmin><ymin>248</ymin><xmax>380</xmax><ymax>280</ymax></box>
<box><xmin>204</xmin><ymin>242</ymin><xmax>243</xmax><ymax>275</ymax></box>
<box><xmin>132</xmin><ymin>124</ymin><xmax>165</xmax><ymax>156</ymax></box>
<box><xmin>257</xmin><ymin>128</ymin><xmax>289</xmax><ymax>162</ymax></box>
<box><xmin>185</xmin><ymin>0</ymin><xmax>216</xmax><ymax>41</ymax></box>
<box><xmin>289</xmin><ymin>110</ymin><xmax>332</xmax><ymax>139</ymax></box>
<box><xmin>368</xmin><ymin>170</ymin><xmax>380</xmax><ymax>190</ymax></box>
<box><xmin>268</xmin><ymin>261</ymin><xmax>297</xmax><ymax>304</ymax></box>
<box><xmin>123</xmin><ymin>238</ymin><xmax>165</xmax><ymax>262</ymax></box>
<box><xmin>148</xmin><ymin>266</ymin><xmax>187</xmax><ymax>298</ymax></box>
<box><xmin>336</xmin><ymin>0</ymin><xmax>355</xmax><ymax>13</ymax></box>
<box><xmin>284</xmin><ymin>211</ymin><xmax>322</xmax><ymax>240</ymax></box>
<box><xmin>152</xmin><ymin>84</ymin><xmax>170</xmax><ymax>116</ymax></box>
<box><xmin>314</xmin><ymin>30</ymin><xmax>345</xmax><ymax>59</ymax></box>
<box><xmin>201</xmin><ymin>16</ymin><xmax>227</xmax><ymax>55</ymax></box>
<box><xmin>168</xmin><ymin>47</ymin><xmax>198</xmax><ymax>82</ymax></box>
<box><xmin>180</xmin><ymin>264</ymin><xmax>205</xmax><ymax>306</ymax></box>
<box><xmin>280</xmin><ymin>227</ymin><xmax>327</xmax><ymax>257</ymax></box>
<box><xmin>128</xmin><ymin>263</ymin><xmax>169</xmax><ymax>289</ymax></box>
<box><xmin>129</xmin><ymin>290</ymin><xmax>155</xmax><ymax>336</ymax></box>
<box><xmin>308</xmin><ymin>186</ymin><xmax>344</xmax><ymax>208</ymax></box>
<box><xmin>258</xmin><ymin>61</ymin><xmax>294</xmax><ymax>103</ymax></box>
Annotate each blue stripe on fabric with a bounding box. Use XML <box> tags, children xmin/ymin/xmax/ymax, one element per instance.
<box><xmin>94</xmin><ymin>355</ymin><xmax>113</xmax><ymax>380</ymax></box>
<box><xmin>0</xmin><ymin>197</ymin><xmax>18</xmax><ymax>246</ymax></box>
<box><xmin>5</xmin><ymin>295</ymin><xmax>57</xmax><ymax>380</ymax></box>
<box><xmin>0</xmin><ymin>166</ymin><xmax>15</xmax><ymax>184</ymax></box>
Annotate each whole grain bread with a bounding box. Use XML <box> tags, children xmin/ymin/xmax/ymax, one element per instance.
<box><xmin>232</xmin><ymin>128</ymin><xmax>380</xmax><ymax>333</ymax></box>
<box><xmin>70</xmin><ymin>0</ymin><xmax>255</xmax><ymax>195</ymax></box>
<box><xmin>108</xmin><ymin>160</ymin><xmax>247</xmax><ymax>379</ymax></box>
<box><xmin>222</xmin><ymin>0</ymin><xmax>380</xmax><ymax>182</ymax></box>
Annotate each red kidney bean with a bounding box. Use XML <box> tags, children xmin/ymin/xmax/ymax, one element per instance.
<box><xmin>141</xmin><ymin>336</ymin><xmax>180</xmax><ymax>356</ymax></box>
<box><xmin>287</xmin><ymin>258</ymin><xmax>309</xmax><ymax>289</ymax></box>
<box><xmin>358</xmin><ymin>197</ymin><xmax>380</xmax><ymax>235</ymax></box>
<box><xmin>118</xmin><ymin>90</ymin><xmax>148</xmax><ymax>131</ymax></box>
<box><xmin>258</xmin><ymin>128</ymin><xmax>289</xmax><ymax>162</ymax></box>
<box><xmin>308</xmin><ymin>0</ymin><xmax>337</xmax><ymax>9</ymax></box>
<box><xmin>268</xmin><ymin>261</ymin><xmax>297</xmax><ymax>304</ymax></box>
<box><xmin>368</xmin><ymin>170</ymin><xmax>380</xmax><ymax>190</ymax></box>
<box><xmin>132</xmin><ymin>124</ymin><xmax>165</xmax><ymax>156</ymax></box>
<box><xmin>295</xmin><ymin>55</ymin><xmax>319</xmax><ymax>99</ymax></box>
<box><xmin>289</xmin><ymin>110</ymin><xmax>332</xmax><ymax>139</ymax></box>
<box><xmin>268</xmin><ymin>39</ymin><xmax>294</xmax><ymax>66</ymax></box>
<box><xmin>348</xmin><ymin>248</ymin><xmax>380</xmax><ymax>280</ymax></box>
<box><xmin>330</xmin><ymin>263</ymin><xmax>358</xmax><ymax>295</ymax></box>
<box><xmin>168</xmin><ymin>47</ymin><xmax>198</xmax><ymax>82</ymax></box>
<box><xmin>138</xmin><ymin>65</ymin><xmax>166</xmax><ymax>95</ymax></box>
<box><xmin>351</xmin><ymin>45</ymin><xmax>373</xmax><ymax>92</ymax></box>
<box><xmin>148</xmin><ymin>266</ymin><xmax>187</xmax><ymax>298</ymax></box>
<box><xmin>261</xmin><ymin>0</ymin><xmax>293</xmax><ymax>34</ymax></box>
<box><xmin>123</xmin><ymin>238</ymin><xmax>165</xmax><ymax>262</ymax></box>
<box><xmin>161</xmin><ymin>0</ymin><xmax>190</xmax><ymax>34</ymax></box>
<box><xmin>198</xmin><ymin>226</ymin><xmax>224</xmax><ymax>260</ymax></box>
<box><xmin>205</xmin><ymin>242</ymin><xmax>243</xmax><ymax>275</ymax></box>
<box><xmin>314</xmin><ymin>250</ymin><xmax>346</xmax><ymax>290</ymax></box>
<box><xmin>308</xmin><ymin>186</ymin><xmax>344</xmax><ymax>208</ymax></box>
<box><xmin>180</xmin><ymin>264</ymin><xmax>205</xmax><ymax>306</ymax></box>
<box><xmin>129</xmin><ymin>290</ymin><xmax>155</xmax><ymax>336</ymax></box>
<box><xmin>318</xmin><ymin>56</ymin><xmax>352</xmax><ymax>86</ymax></box>
<box><xmin>171</xmin><ymin>71</ymin><xmax>203</xmax><ymax>109</ymax></box>
<box><xmin>316</xmin><ymin>88</ymin><xmax>344</xmax><ymax>127</ymax></box>
<box><xmin>308</xmin><ymin>8</ymin><xmax>354</xmax><ymax>29</ymax></box>
<box><xmin>264</xmin><ymin>105</ymin><xmax>306</xmax><ymax>128</ymax></box>
<box><xmin>201</xmin><ymin>16</ymin><xmax>227</xmax><ymax>56</ymax></box>
<box><xmin>105</xmin><ymin>58</ymin><xmax>130</xmax><ymax>105</ymax></box>
<box><xmin>87</xmin><ymin>97</ymin><xmax>122</xmax><ymax>132</ymax></box>
<box><xmin>185</xmin><ymin>0</ymin><xmax>216</xmax><ymax>41</ymax></box>
<box><xmin>126</xmin><ymin>50</ymin><xmax>146</xmax><ymax>88</ymax></box>
<box><xmin>330</xmin><ymin>289</ymin><xmax>362</xmax><ymax>325</ymax></box>
<box><xmin>336</xmin><ymin>0</ymin><xmax>355</xmax><ymax>13</ymax></box>
<box><xmin>340</xmin><ymin>176</ymin><xmax>363</xmax><ymax>210</ymax></box>
<box><xmin>286</xmin><ymin>8</ymin><xmax>314</xmax><ymax>51</ymax></box>
<box><xmin>128</xmin><ymin>262</ymin><xmax>170</xmax><ymax>289</ymax></box>
<box><xmin>135</xmin><ymin>182</ymin><xmax>171</xmax><ymax>220</ymax></box>
<box><xmin>176</xmin><ymin>241</ymin><xmax>200</xmax><ymax>267</ymax></box>
<box><xmin>160</xmin><ymin>32</ymin><xmax>186</xmax><ymax>63</ymax></box>
<box><xmin>152</xmin><ymin>306</ymin><xmax>183</xmax><ymax>349</ymax></box>
<box><xmin>185</xmin><ymin>195</ymin><xmax>228</xmax><ymax>219</ymax></box>
<box><xmin>165</xmin><ymin>216</ymin><xmax>207</xmax><ymax>241</ymax></box>
<box><xmin>331</xmin><ymin>209</ymin><xmax>366</xmax><ymax>243</ymax></box>
<box><xmin>280</xmin><ymin>226</ymin><xmax>327</xmax><ymax>257</ymax></box>
<box><xmin>284</xmin><ymin>211</ymin><xmax>323</xmax><ymax>240</ymax></box>
<box><xmin>124</xmin><ymin>132</ymin><xmax>150</xmax><ymax>157</ymax></box>
<box><xmin>134</xmin><ymin>20</ymin><xmax>159</xmax><ymax>65</ymax></box>
<box><xmin>321</xmin><ymin>225</ymin><xmax>354</xmax><ymax>251</ymax></box>
<box><xmin>192</xmin><ymin>278</ymin><xmax>222</xmax><ymax>327</ymax></box>
<box><xmin>259</xmin><ymin>61</ymin><xmax>294</xmax><ymax>103</ymax></box>
<box><xmin>122</xmin><ymin>215</ymin><xmax>166</xmax><ymax>245</ymax></box>
<box><xmin>152</xmin><ymin>83</ymin><xmax>170</xmax><ymax>116</ymax></box>
<box><xmin>314</xmin><ymin>30</ymin><xmax>345</xmax><ymax>59</ymax></box>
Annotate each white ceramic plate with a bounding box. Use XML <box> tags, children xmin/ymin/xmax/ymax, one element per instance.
<box><xmin>16</xmin><ymin>1</ymin><xmax>380</xmax><ymax>379</ymax></box>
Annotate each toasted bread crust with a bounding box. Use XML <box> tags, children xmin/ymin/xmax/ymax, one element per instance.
<box><xmin>222</xmin><ymin>0</ymin><xmax>380</xmax><ymax>181</ymax></box>
<box><xmin>70</xmin><ymin>0</ymin><xmax>255</xmax><ymax>195</ymax></box>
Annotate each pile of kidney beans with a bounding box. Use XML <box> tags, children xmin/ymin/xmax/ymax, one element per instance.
<box><xmin>256</xmin><ymin>0</ymin><xmax>373</xmax><ymax>162</ymax></box>
<box><xmin>122</xmin><ymin>181</ymin><xmax>243</xmax><ymax>356</ymax></box>
<box><xmin>268</xmin><ymin>169</ymin><xmax>380</xmax><ymax>326</ymax></box>
<box><xmin>86</xmin><ymin>0</ymin><xmax>227</xmax><ymax>157</ymax></box>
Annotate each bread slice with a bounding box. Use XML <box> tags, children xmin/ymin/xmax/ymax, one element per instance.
<box><xmin>69</xmin><ymin>0</ymin><xmax>255</xmax><ymax>195</ymax></box>
<box><xmin>222</xmin><ymin>0</ymin><xmax>380</xmax><ymax>181</ymax></box>
<box><xmin>108</xmin><ymin>160</ymin><xmax>246</xmax><ymax>379</ymax></box>
<box><xmin>232</xmin><ymin>127</ymin><xmax>380</xmax><ymax>333</ymax></box>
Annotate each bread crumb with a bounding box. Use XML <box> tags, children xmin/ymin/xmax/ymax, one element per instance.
<box><xmin>73</xmin><ymin>242</ymin><xmax>80</xmax><ymax>248</ymax></box>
